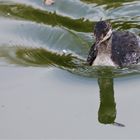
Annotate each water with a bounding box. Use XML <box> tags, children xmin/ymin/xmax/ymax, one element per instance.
<box><xmin>0</xmin><ymin>0</ymin><xmax>140</xmax><ymax>139</ymax></box>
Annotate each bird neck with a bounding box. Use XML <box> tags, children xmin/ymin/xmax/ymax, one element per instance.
<box><xmin>98</xmin><ymin>37</ymin><xmax>112</xmax><ymax>54</ymax></box>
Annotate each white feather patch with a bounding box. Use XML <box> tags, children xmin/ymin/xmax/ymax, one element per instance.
<box><xmin>93</xmin><ymin>53</ymin><xmax>115</xmax><ymax>66</ymax></box>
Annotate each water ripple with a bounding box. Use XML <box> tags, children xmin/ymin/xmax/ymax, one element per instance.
<box><xmin>0</xmin><ymin>0</ymin><xmax>140</xmax><ymax>78</ymax></box>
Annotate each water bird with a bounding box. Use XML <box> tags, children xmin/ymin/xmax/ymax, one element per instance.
<box><xmin>87</xmin><ymin>21</ymin><xmax>140</xmax><ymax>67</ymax></box>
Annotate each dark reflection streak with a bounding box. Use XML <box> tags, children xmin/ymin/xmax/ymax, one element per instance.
<box><xmin>97</xmin><ymin>69</ymin><xmax>125</xmax><ymax>127</ymax></box>
<box><xmin>0</xmin><ymin>4</ymin><xmax>92</xmax><ymax>32</ymax></box>
<box><xmin>81</xmin><ymin>0</ymin><xmax>134</xmax><ymax>4</ymax></box>
<box><xmin>98</xmin><ymin>77</ymin><xmax>116</xmax><ymax>124</ymax></box>
<box><xmin>0</xmin><ymin>3</ymin><xmax>139</xmax><ymax>33</ymax></box>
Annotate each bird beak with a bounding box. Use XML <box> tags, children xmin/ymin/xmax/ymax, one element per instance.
<box><xmin>100</xmin><ymin>29</ymin><xmax>112</xmax><ymax>43</ymax></box>
<box><xmin>95</xmin><ymin>29</ymin><xmax>112</xmax><ymax>45</ymax></box>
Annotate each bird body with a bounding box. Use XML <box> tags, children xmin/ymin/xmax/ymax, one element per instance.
<box><xmin>111</xmin><ymin>31</ymin><xmax>140</xmax><ymax>67</ymax></box>
<box><xmin>87</xmin><ymin>21</ymin><xmax>140</xmax><ymax>67</ymax></box>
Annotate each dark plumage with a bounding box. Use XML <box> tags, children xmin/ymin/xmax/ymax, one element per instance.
<box><xmin>87</xmin><ymin>21</ymin><xmax>140</xmax><ymax>67</ymax></box>
<box><xmin>111</xmin><ymin>31</ymin><xmax>140</xmax><ymax>67</ymax></box>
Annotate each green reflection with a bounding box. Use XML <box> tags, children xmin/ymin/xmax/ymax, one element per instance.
<box><xmin>0</xmin><ymin>3</ymin><xmax>92</xmax><ymax>32</ymax></box>
<box><xmin>0</xmin><ymin>46</ymin><xmax>140</xmax><ymax>78</ymax></box>
<box><xmin>97</xmin><ymin>69</ymin><xmax>125</xmax><ymax>126</ymax></box>
<box><xmin>81</xmin><ymin>0</ymin><xmax>134</xmax><ymax>5</ymax></box>
<box><xmin>15</xmin><ymin>48</ymin><xmax>79</xmax><ymax>68</ymax></box>
<box><xmin>81</xmin><ymin>0</ymin><xmax>135</xmax><ymax>9</ymax></box>
<box><xmin>0</xmin><ymin>2</ymin><xmax>139</xmax><ymax>33</ymax></box>
<box><xmin>0</xmin><ymin>46</ymin><xmax>86</xmax><ymax>68</ymax></box>
<box><xmin>98</xmin><ymin>77</ymin><xmax>116</xmax><ymax>124</ymax></box>
<box><xmin>112</xmin><ymin>20</ymin><xmax>140</xmax><ymax>30</ymax></box>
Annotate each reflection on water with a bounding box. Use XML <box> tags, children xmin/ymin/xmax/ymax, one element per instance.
<box><xmin>0</xmin><ymin>44</ymin><xmax>140</xmax><ymax>127</ymax></box>
<box><xmin>0</xmin><ymin>0</ymin><xmax>140</xmax><ymax>129</ymax></box>
<box><xmin>98</xmin><ymin>77</ymin><xmax>116</xmax><ymax>124</ymax></box>
<box><xmin>97</xmin><ymin>71</ymin><xmax>125</xmax><ymax>127</ymax></box>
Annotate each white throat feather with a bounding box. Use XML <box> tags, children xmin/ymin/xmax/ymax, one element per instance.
<box><xmin>100</xmin><ymin>29</ymin><xmax>112</xmax><ymax>43</ymax></box>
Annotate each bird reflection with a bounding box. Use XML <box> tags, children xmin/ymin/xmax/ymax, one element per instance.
<box><xmin>98</xmin><ymin>77</ymin><xmax>116</xmax><ymax>124</ymax></box>
<box><xmin>97</xmin><ymin>69</ymin><xmax>125</xmax><ymax>127</ymax></box>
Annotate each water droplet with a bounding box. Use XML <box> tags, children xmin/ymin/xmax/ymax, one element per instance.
<box><xmin>63</xmin><ymin>49</ymin><xmax>67</xmax><ymax>54</ymax></box>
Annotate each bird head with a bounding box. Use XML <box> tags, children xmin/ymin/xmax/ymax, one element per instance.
<box><xmin>94</xmin><ymin>21</ymin><xmax>112</xmax><ymax>44</ymax></box>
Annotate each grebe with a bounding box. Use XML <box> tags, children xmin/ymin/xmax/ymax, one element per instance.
<box><xmin>87</xmin><ymin>21</ymin><xmax>140</xmax><ymax>67</ymax></box>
